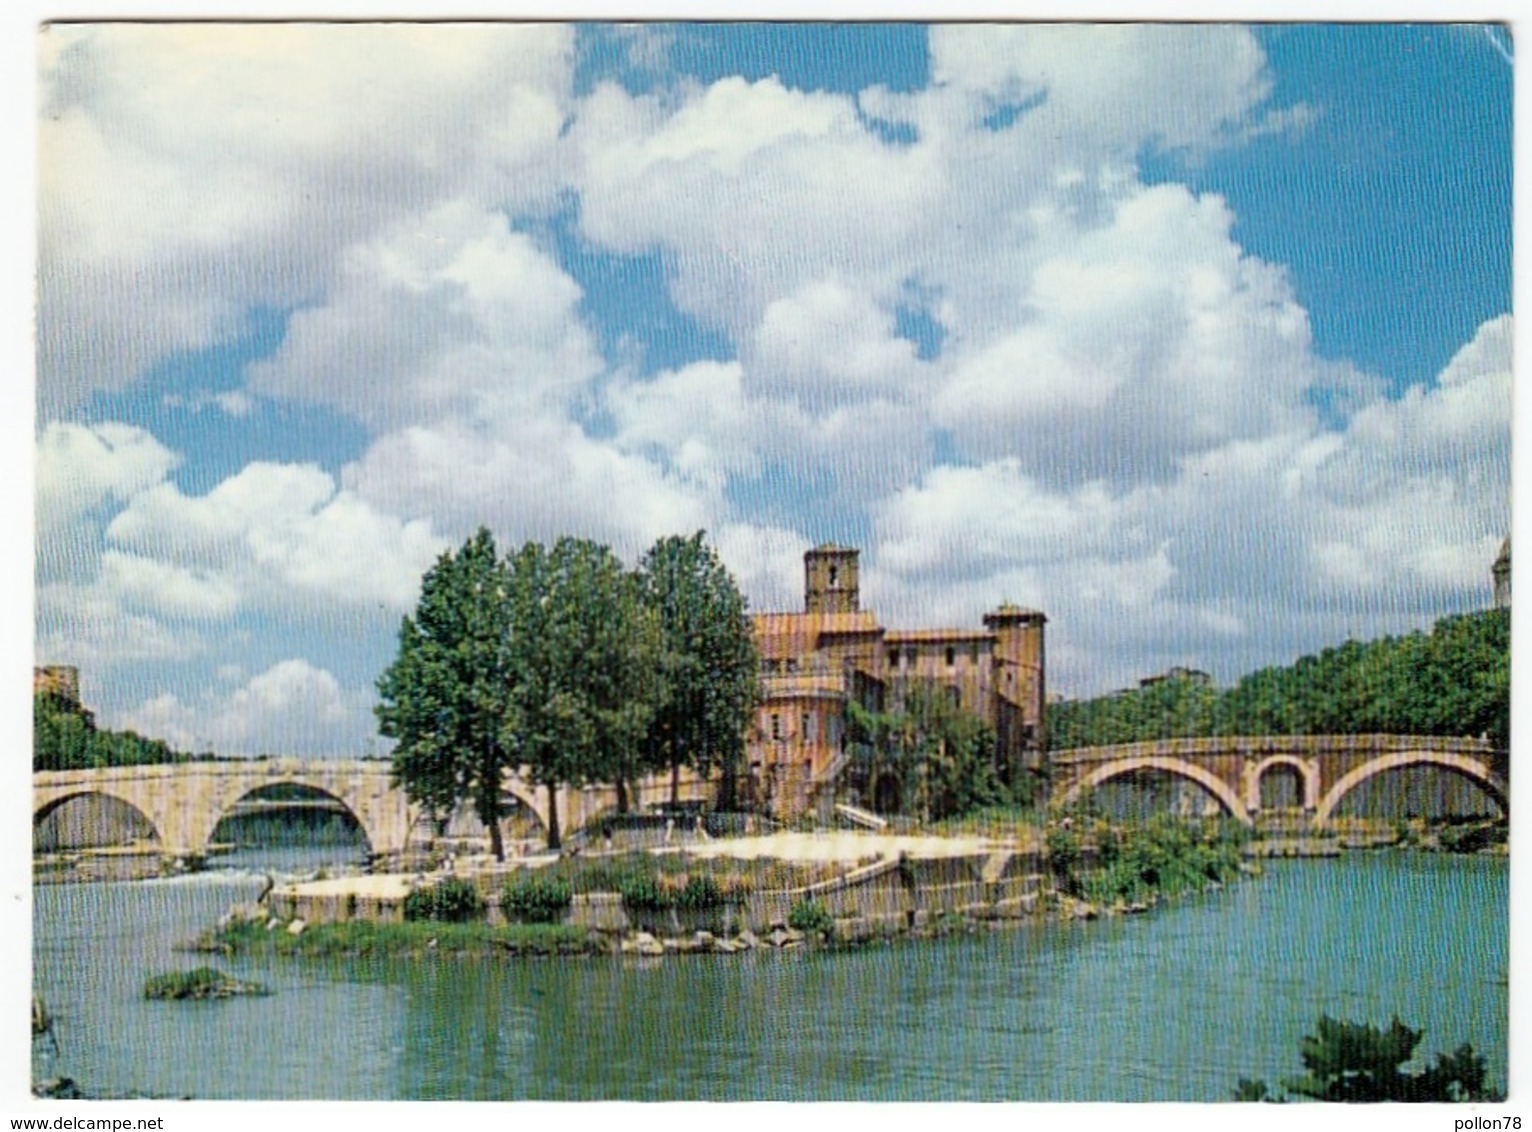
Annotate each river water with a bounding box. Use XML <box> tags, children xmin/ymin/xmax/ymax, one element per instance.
<box><xmin>31</xmin><ymin>851</ymin><xmax>1507</xmax><ymax>1101</ymax></box>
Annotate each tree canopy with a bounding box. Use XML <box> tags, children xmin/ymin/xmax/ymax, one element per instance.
<box><xmin>378</xmin><ymin>527</ymin><xmax>757</xmax><ymax>856</ymax></box>
<box><xmin>847</xmin><ymin>685</ymin><xmax>1011</xmax><ymax>821</ymax></box>
<box><xmin>34</xmin><ymin>691</ymin><xmax>194</xmax><ymax>771</ymax></box>
<box><xmin>637</xmin><ymin>532</ymin><xmax>760</xmax><ymax>809</ymax></box>
<box><xmin>376</xmin><ymin>527</ymin><xmax>517</xmax><ymax>859</ymax></box>
<box><xmin>1050</xmin><ymin>609</ymin><xmax>1509</xmax><ymax>750</ymax></box>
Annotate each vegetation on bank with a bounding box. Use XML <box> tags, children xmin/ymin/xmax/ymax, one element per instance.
<box><xmin>202</xmin><ymin>918</ymin><xmax>604</xmax><ymax>958</ymax></box>
<box><xmin>1235</xmin><ymin>1015</ymin><xmax>1503</xmax><ymax>1103</ymax></box>
<box><xmin>34</xmin><ymin>691</ymin><xmax>200</xmax><ymax>772</ymax></box>
<box><xmin>144</xmin><ymin>967</ymin><xmax>269</xmax><ymax>1000</ymax></box>
<box><xmin>1050</xmin><ymin>609</ymin><xmax>1509</xmax><ymax>750</ymax></box>
<box><xmin>1047</xmin><ymin>813</ymin><xmax>1247</xmax><ymax>907</ymax></box>
<box><xmin>376</xmin><ymin>528</ymin><xmax>759</xmax><ymax>858</ymax></box>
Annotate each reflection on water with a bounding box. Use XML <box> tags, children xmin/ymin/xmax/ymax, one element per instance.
<box><xmin>33</xmin><ymin>853</ymin><xmax>1507</xmax><ymax>1101</ymax></box>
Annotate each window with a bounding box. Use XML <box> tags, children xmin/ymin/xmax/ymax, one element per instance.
<box><xmin>947</xmin><ymin>685</ymin><xmax>961</xmax><ymax>707</ymax></box>
<box><xmin>803</xmin><ymin>713</ymin><xmax>815</xmax><ymax>742</ymax></box>
<box><xmin>771</xmin><ymin>713</ymin><xmax>782</xmax><ymax>741</ymax></box>
<box><xmin>888</xmin><ymin>649</ymin><xmax>899</xmax><ymax>669</ymax></box>
<box><xmin>945</xmin><ymin>646</ymin><xmax>956</xmax><ymax>668</ymax></box>
<box><xmin>828</xmin><ymin>564</ymin><xmax>839</xmax><ymax>586</ymax></box>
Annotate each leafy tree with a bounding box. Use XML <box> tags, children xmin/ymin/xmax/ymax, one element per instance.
<box><xmin>34</xmin><ymin>692</ymin><xmax>190</xmax><ymax>771</ymax></box>
<box><xmin>1235</xmin><ymin>1016</ymin><xmax>1502</xmax><ymax>1103</ymax></box>
<box><xmin>849</xmin><ymin>686</ymin><xmax>1008</xmax><ymax>822</ymax></box>
<box><xmin>636</xmin><ymin>532</ymin><xmax>759</xmax><ymax>810</ymax></box>
<box><xmin>377</xmin><ymin>528</ymin><xmax>518</xmax><ymax>861</ymax></box>
<box><xmin>1051</xmin><ymin>609</ymin><xmax>1509</xmax><ymax>750</ymax></box>
<box><xmin>502</xmin><ymin>537</ymin><xmax>663</xmax><ymax>850</ymax></box>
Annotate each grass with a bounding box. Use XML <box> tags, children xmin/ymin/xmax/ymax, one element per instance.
<box><xmin>144</xmin><ymin>967</ymin><xmax>269</xmax><ymax>1000</ymax></box>
<box><xmin>203</xmin><ymin>918</ymin><xmax>606</xmax><ymax>958</ymax></box>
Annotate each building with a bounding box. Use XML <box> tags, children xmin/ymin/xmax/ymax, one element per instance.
<box><xmin>33</xmin><ymin>665</ymin><xmax>81</xmax><ymax>709</ymax></box>
<box><xmin>1493</xmin><ymin>536</ymin><xmax>1510</xmax><ymax>609</ymax></box>
<box><xmin>744</xmin><ymin>544</ymin><xmax>1046</xmax><ymax>818</ymax></box>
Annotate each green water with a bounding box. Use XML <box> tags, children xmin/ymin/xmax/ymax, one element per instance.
<box><xmin>32</xmin><ymin>853</ymin><xmax>1507</xmax><ymax>1101</ymax></box>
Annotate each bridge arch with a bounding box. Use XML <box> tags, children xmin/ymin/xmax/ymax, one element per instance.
<box><xmin>34</xmin><ymin>789</ymin><xmax>163</xmax><ymax>849</ymax></box>
<box><xmin>1247</xmin><ymin>755</ymin><xmax>1318</xmax><ymax>812</ymax></box>
<box><xmin>209</xmin><ymin>782</ymin><xmax>375</xmax><ymax>855</ymax></box>
<box><xmin>1313</xmin><ymin>751</ymin><xmax>1508</xmax><ymax>827</ymax></box>
<box><xmin>1055</xmin><ymin>756</ymin><xmax>1253</xmax><ymax>824</ymax></box>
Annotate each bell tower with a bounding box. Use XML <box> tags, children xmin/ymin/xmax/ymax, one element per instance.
<box><xmin>804</xmin><ymin>544</ymin><xmax>860</xmax><ymax>614</ymax></box>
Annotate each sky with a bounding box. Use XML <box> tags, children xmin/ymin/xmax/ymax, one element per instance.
<box><xmin>29</xmin><ymin>21</ymin><xmax>1513</xmax><ymax>759</ymax></box>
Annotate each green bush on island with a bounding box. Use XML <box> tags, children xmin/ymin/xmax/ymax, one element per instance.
<box><xmin>500</xmin><ymin>874</ymin><xmax>573</xmax><ymax>924</ymax></box>
<box><xmin>1045</xmin><ymin>814</ymin><xmax>1245</xmax><ymax>907</ymax></box>
<box><xmin>787</xmin><ymin>898</ymin><xmax>833</xmax><ymax>936</ymax></box>
<box><xmin>403</xmin><ymin>877</ymin><xmax>486</xmax><ymax>923</ymax></box>
<box><xmin>1235</xmin><ymin>1015</ymin><xmax>1503</xmax><ymax>1102</ymax></box>
<box><xmin>145</xmin><ymin>967</ymin><xmax>269</xmax><ymax>1000</ymax></box>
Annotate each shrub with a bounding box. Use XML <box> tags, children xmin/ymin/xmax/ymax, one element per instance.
<box><xmin>145</xmin><ymin>967</ymin><xmax>268</xmax><ymax>1000</ymax></box>
<box><xmin>500</xmin><ymin>874</ymin><xmax>573</xmax><ymax>923</ymax></box>
<box><xmin>787</xmin><ymin>898</ymin><xmax>833</xmax><ymax>935</ymax></box>
<box><xmin>403</xmin><ymin>877</ymin><xmax>485</xmax><ymax>923</ymax></box>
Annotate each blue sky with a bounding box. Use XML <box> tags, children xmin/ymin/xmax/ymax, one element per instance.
<box><xmin>32</xmin><ymin>22</ymin><xmax>1512</xmax><ymax>757</ymax></box>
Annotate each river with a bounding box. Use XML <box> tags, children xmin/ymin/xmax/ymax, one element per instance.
<box><xmin>31</xmin><ymin>851</ymin><xmax>1507</xmax><ymax>1101</ymax></box>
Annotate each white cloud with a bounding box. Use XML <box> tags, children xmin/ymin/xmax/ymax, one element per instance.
<box><xmin>246</xmin><ymin>203</ymin><xmax>602</xmax><ymax>431</ymax></box>
<box><xmin>104</xmin><ymin>460</ymin><xmax>448</xmax><ymax>615</ymax></box>
<box><xmin>36</xmin><ymin>421</ymin><xmax>178</xmax><ymax>526</ymax></box>
<box><xmin>38</xmin><ymin>23</ymin><xmax>576</xmax><ymax>414</ymax></box>
<box><xmin>115</xmin><ymin>659</ymin><xmax>372</xmax><ymax>758</ymax></box>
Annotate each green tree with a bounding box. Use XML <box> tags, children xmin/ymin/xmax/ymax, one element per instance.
<box><xmin>377</xmin><ymin>528</ymin><xmax>517</xmax><ymax>861</ymax></box>
<box><xmin>636</xmin><ymin>531</ymin><xmax>760</xmax><ymax>810</ymax></box>
<box><xmin>503</xmin><ymin>537</ymin><xmax>663</xmax><ymax>850</ymax></box>
<box><xmin>850</xmin><ymin>686</ymin><xmax>1006</xmax><ymax>822</ymax></box>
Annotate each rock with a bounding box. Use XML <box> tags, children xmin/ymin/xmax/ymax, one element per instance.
<box><xmin>265</xmin><ymin>918</ymin><xmax>281</xmax><ymax>932</ymax></box>
<box><xmin>783</xmin><ymin>927</ymin><xmax>805</xmax><ymax>943</ymax></box>
<box><xmin>766</xmin><ymin>928</ymin><xmax>790</xmax><ymax>948</ymax></box>
<box><xmin>693</xmin><ymin>931</ymin><xmax>716</xmax><ymax>948</ymax></box>
<box><xmin>714</xmin><ymin>939</ymin><xmax>742</xmax><ymax>954</ymax></box>
<box><xmin>1125</xmin><ymin>901</ymin><xmax>1150</xmax><ymax>915</ymax></box>
<box><xmin>637</xmin><ymin>937</ymin><xmax>664</xmax><ymax>957</ymax></box>
<box><xmin>662</xmin><ymin>937</ymin><xmax>683</xmax><ymax>952</ymax></box>
<box><xmin>286</xmin><ymin>919</ymin><xmax>306</xmax><ymax>936</ymax></box>
<box><xmin>736</xmin><ymin>930</ymin><xmax>761</xmax><ymax>949</ymax></box>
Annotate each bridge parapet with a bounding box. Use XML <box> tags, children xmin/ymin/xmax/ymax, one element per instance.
<box><xmin>1052</xmin><ymin>734</ymin><xmax>1503</xmax><ymax>767</ymax></box>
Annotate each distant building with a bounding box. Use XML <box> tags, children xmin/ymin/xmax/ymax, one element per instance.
<box><xmin>744</xmin><ymin>544</ymin><xmax>1046</xmax><ymax>818</ymax></box>
<box><xmin>1493</xmin><ymin>536</ymin><xmax>1510</xmax><ymax>609</ymax></box>
<box><xmin>1138</xmin><ymin>666</ymin><xmax>1213</xmax><ymax>689</ymax></box>
<box><xmin>33</xmin><ymin>665</ymin><xmax>81</xmax><ymax>709</ymax></box>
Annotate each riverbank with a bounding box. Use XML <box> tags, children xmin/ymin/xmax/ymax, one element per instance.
<box><xmin>180</xmin><ymin>820</ymin><xmax>1262</xmax><ymax>961</ymax></box>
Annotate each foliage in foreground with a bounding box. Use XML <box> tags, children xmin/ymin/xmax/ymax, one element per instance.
<box><xmin>1235</xmin><ymin>1016</ymin><xmax>1503</xmax><ymax>1102</ymax></box>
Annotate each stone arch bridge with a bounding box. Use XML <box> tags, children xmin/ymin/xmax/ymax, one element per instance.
<box><xmin>1051</xmin><ymin>734</ymin><xmax>1508</xmax><ymax>827</ymax></box>
<box><xmin>34</xmin><ymin>759</ymin><xmax>712</xmax><ymax>860</ymax></box>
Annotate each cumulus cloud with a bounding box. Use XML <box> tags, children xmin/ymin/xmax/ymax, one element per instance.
<box><xmin>38</xmin><ymin>22</ymin><xmax>576</xmax><ymax>414</ymax></box>
<box><xmin>116</xmin><ymin>659</ymin><xmax>374</xmax><ymax>758</ymax></box>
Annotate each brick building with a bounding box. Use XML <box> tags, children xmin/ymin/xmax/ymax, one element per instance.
<box><xmin>745</xmin><ymin>544</ymin><xmax>1046</xmax><ymax>818</ymax></box>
